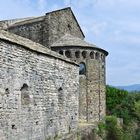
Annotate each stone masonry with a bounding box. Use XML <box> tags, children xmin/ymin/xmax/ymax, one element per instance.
<box><xmin>7</xmin><ymin>8</ymin><xmax>84</xmax><ymax>48</ymax></box>
<box><xmin>0</xmin><ymin>7</ymin><xmax>108</xmax><ymax>140</ymax></box>
<box><xmin>0</xmin><ymin>30</ymin><xmax>79</xmax><ymax>140</ymax></box>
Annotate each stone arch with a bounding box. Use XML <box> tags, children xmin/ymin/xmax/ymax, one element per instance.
<box><xmin>90</xmin><ymin>51</ymin><xmax>94</xmax><ymax>59</ymax></box>
<box><xmin>82</xmin><ymin>51</ymin><xmax>87</xmax><ymax>58</ymax></box>
<box><xmin>95</xmin><ymin>52</ymin><xmax>100</xmax><ymax>60</ymax></box>
<box><xmin>59</xmin><ymin>50</ymin><xmax>63</xmax><ymax>55</ymax></box>
<box><xmin>20</xmin><ymin>84</ymin><xmax>30</xmax><ymax>105</ymax></box>
<box><xmin>75</xmin><ymin>51</ymin><xmax>80</xmax><ymax>58</ymax></box>
<box><xmin>79</xmin><ymin>62</ymin><xmax>86</xmax><ymax>75</ymax></box>
<box><xmin>65</xmin><ymin>50</ymin><xmax>71</xmax><ymax>58</ymax></box>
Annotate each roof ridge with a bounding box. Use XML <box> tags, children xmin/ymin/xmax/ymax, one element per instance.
<box><xmin>46</xmin><ymin>7</ymin><xmax>71</xmax><ymax>15</ymax></box>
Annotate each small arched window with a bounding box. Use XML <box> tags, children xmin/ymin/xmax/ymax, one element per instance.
<box><xmin>82</xmin><ymin>51</ymin><xmax>87</xmax><ymax>59</ymax></box>
<box><xmin>90</xmin><ymin>51</ymin><xmax>94</xmax><ymax>59</ymax></box>
<box><xmin>75</xmin><ymin>51</ymin><xmax>80</xmax><ymax>58</ymax></box>
<box><xmin>59</xmin><ymin>50</ymin><xmax>63</xmax><ymax>55</ymax></box>
<box><xmin>95</xmin><ymin>52</ymin><xmax>100</xmax><ymax>60</ymax></box>
<box><xmin>79</xmin><ymin>62</ymin><xmax>86</xmax><ymax>75</ymax></box>
<box><xmin>20</xmin><ymin>84</ymin><xmax>30</xmax><ymax>105</ymax></box>
<box><xmin>65</xmin><ymin>51</ymin><xmax>71</xmax><ymax>58</ymax></box>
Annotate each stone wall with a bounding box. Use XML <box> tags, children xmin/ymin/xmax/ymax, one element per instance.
<box><xmin>52</xmin><ymin>47</ymin><xmax>107</xmax><ymax>122</ymax></box>
<box><xmin>43</xmin><ymin>8</ymin><xmax>84</xmax><ymax>47</ymax></box>
<box><xmin>8</xmin><ymin>18</ymin><xmax>44</xmax><ymax>45</ymax></box>
<box><xmin>0</xmin><ymin>31</ymin><xmax>79</xmax><ymax>140</ymax></box>
<box><xmin>8</xmin><ymin>8</ymin><xmax>84</xmax><ymax>48</ymax></box>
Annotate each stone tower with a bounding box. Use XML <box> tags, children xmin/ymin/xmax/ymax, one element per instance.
<box><xmin>51</xmin><ymin>34</ymin><xmax>108</xmax><ymax>122</ymax></box>
<box><xmin>2</xmin><ymin>7</ymin><xmax>108</xmax><ymax>123</ymax></box>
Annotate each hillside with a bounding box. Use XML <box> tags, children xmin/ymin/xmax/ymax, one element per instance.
<box><xmin>116</xmin><ymin>84</ymin><xmax>140</xmax><ymax>92</ymax></box>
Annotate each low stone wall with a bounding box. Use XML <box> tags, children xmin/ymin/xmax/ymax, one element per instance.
<box><xmin>0</xmin><ymin>31</ymin><xmax>79</xmax><ymax>140</ymax></box>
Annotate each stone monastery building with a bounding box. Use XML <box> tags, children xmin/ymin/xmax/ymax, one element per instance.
<box><xmin>0</xmin><ymin>7</ymin><xmax>108</xmax><ymax>140</ymax></box>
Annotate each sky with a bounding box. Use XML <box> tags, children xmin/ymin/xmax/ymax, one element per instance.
<box><xmin>0</xmin><ymin>0</ymin><xmax>140</xmax><ymax>86</ymax></box>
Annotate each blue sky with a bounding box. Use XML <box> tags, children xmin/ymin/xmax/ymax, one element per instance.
<box><xmin>0</xmin><ymin>0</ymin><xmax>140</xmax><ymax>86</ymax></box>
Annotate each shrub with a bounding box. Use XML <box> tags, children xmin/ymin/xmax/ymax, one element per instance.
<box><xmin>97</xmin><ymin>116</ymin><xmax>125</xmax><ymax>140</ymax></box>
<box><xmin>105</xmin><ymin>116</ymin><xmax>124</xmax><ymax>140</ymax></box>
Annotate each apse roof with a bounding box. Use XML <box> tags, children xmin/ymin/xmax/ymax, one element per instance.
<box><xmin>51</xmin><ymin>34</ymin><xmax>108</xmax><ymax>55</ymax></box>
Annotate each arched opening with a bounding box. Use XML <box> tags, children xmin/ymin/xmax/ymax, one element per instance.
<box><xmin>82</xmin><ymin>51</ymin><xmax>87</xmax><ymax>58</ymax></box>
<box><xmin>79</xmin><ymin>62</ymin><xmax>86</xmax><ymax>75</ymax></box>
<box><xmin>59</xmin><ymin>50</ymin><xmax>63</xmax><ymax>55</ymax></box>
<box><xmin>20</xmin><ymin>84</ymin><xmax>30</xmax><ymax>105</ymax></box>
<box><xmin>65</xmin><ymin>51</ymin><xmax>71</xmax><ymax>58</ymax></box>
<box><xmin>95</xmin><ymin>52</ymin><xmax>100</xmax><ymax>60</ymax></box>
<box><xmin>90</xmin><ymin>51</ymin><xmax>94</xmax><ymax>59</ymax></box>
<box><xmin>75</xmin><ymin>51</ymin><xmax>80</xmax><ymax>58</ymax></box>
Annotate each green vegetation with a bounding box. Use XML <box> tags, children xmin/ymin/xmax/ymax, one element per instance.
<box><xmin>106</xmin><ymin>85</ymin><xmax>128</xmax><ymax>115</ymax></box>
<box><xmin>98</xmin><ymin>85</ymin><xmax>140</xmax><ymax>140</ymax></box>
<box><xmin>98</xmin><ymin>116</ymin><xmax>135</xmax><ymax>140</ymax></box>
<box><xmin>106</xmin><ymin>85</ymin><xmax>140</xmax><ymax>124</ymax></box>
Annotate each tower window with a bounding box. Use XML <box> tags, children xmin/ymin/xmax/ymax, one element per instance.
<box><xmin>95</xmin><ymin>52</ymin><xmax>100</xmax><ymax>60</ymax></box>
<box><xmin>75</xmin><ymin>51</ymin><xmax>80</xmax><ymax>58</ymax></box>
<box><xmin>65</xmin><ymin>51</ymin><xmax>71</xmax><ymax>58</ymax></box>
<box><xmin>82</xmin><ymin>51</ymin><xmax>87</xmax><ymax>58</ymax></box>
<box><xmin>79</xmin><ymin>62</ymin><xmax>86</xmax><ymax>75</ymax></box>
<box><xmin>90</xmin><ymin>51</ymin><xmax>94</xmax><ymax>59</ymax></box>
